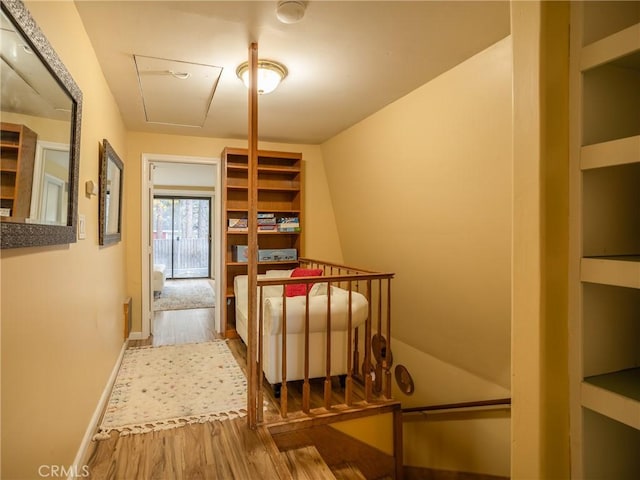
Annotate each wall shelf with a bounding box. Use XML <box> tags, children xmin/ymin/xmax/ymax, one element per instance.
<box><xmin>582</xmin><ymin>368</ymin><xmax>640</xmax><ymax>430</ymax></box>
<box><xmin>581</xmin><ymin>257</ymin><xmax>640</xmax><ymax>289</ymax></box>
<box><xmin>227</xmin><ymin>231</ymin><xmax>300</xmax><ymax>236</ymax></box>
<box><xmin>571</xmin><ymin>3</ymin><xmax>640</xmax><ymax>478</ymax></box>
<box><xmin>227</xmin><ymin>260</ymin><xmax>299</xmax><ymax>267</ymax></box>
<box><xmin>581</xmin><ymin>135</ymin><xmax>640</xmax><ymax>170</ymax></box>
<box><xmin>0</xmin><ymin>122</ymin><xmax>37</xmax><ymax>219</ymax></box>
<box><xmin>581</xmin><ymin>23</ymin><xmax>640</xmax><ymax>71</ymax></box>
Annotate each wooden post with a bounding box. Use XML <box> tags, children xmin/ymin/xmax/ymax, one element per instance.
<box><xmin>353</xmin><ymin>327</ymin><xmax>360</xmax><ymax>379</ymax></box>
<box><xmin>375</xmin><ymin>280</ymin><xmax>383</xmax><ymax>395</ymax></box>
<box><xmin>345</xmin><ymin>281</ymin><xmax>353</xmax><ymax>406</ymax></box>
<box><xmin>258</xmin><ymin>286</ymin><xmax>264</xmax><ymax>423</ymax></box>
<box><xmin>385</xmin><ymin>279</ymin><xmax>393</xmax><ymax>399</ymax></box>
<box><xmin>364</xmin><ymin>280</ymin><xmax>373</xmax><ymax>401</ymax></box>
<box><xmin>303</xmin><ymin>288</ymin><xmax>311</xmax><ymax>413</ymax></box>
<box><xmin>247</xmin><ymin>42</ymin><xmax>259</xmax><ymax>429</ymax></box>
<box><xmin>281</xmin><ymin>288</ymin><xmax>288</xmax><ymax>418</ymax></box>
<box><xmin>324</xmin><ymin>280</ymin><xmax>332</xmax><ymax>409</ymax></box>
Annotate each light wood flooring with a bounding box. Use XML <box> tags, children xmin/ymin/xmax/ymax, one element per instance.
<box><xmin>89</xmin><ymin>308</ymin><xmax>284</xmax><ymax>479</ymax></box>
<box><xmin>88</xmin><ymin>310</ymin><xmax>395</xmax><ymax>479</ymax></box>
<box><xmin>151</xmin><ymin>307</ymin><xmax>216</xmax><ymax>346</ymax></box>
<box><xmin>86</xmin><ymin>417</ymin><xmax>286</xmax><ymax>479</ymax></box>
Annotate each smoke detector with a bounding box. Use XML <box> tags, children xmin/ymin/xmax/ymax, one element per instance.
<box><xmin>276</xmin><ymin>1</ymin><xmax>306</xmax><ymax>24</ymax></box>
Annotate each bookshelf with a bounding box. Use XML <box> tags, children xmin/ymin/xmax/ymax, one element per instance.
<box><xmin>570</xmin><ymin>2</ymin><xmax>640</xmax><ymax>478</ymax></box>
<box><xmin>221</xmin><ymin>147</ymin><xmax>303</xmax><ymax>337</ymax></box>
<box><xmin>0</xmin><ymin>122</ymin><xmax>37</xmax><ymax>220</ymax></box>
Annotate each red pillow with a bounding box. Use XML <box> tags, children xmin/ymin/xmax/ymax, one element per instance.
<box><xmin>285</xmin><ymin>268</ymin><xmax>323</xmax><ymax>297</ymax></box>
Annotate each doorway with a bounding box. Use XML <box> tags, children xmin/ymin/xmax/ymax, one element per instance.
<box><xmin>140</xmin><ymin>154</ymin><xmax>222</xmax><ymax>341</ymax></box>
<box><xmin>153</xmin><ymin>196</ymin><xmax>211</xmax><ymax>279</ymax></box>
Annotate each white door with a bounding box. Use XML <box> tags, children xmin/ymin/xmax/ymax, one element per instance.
<box><xmin>41</xmin><ymin>174</ymin><xmax>65</xmax><ymax>224</ymax></box>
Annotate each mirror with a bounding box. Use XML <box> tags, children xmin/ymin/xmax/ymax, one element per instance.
<box><xmin>99</xmin><ymin>140</ymin><xmax>123</xmax><ymax>245</ymax></box>
<box><xmin>0</xmin><ymin>0</ymin><xmax>82</xmax><ymax>248</ymax></box>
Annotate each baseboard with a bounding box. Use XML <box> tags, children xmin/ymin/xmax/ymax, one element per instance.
<box><xmin>69</xmin><ymin>341</ymin><xmax>128</xmax><ymax>480</ymax></box>
<box><xmin>128</xmin><ymin>331</ymin><xmax>145</xmax><ymax>340</ymax></box>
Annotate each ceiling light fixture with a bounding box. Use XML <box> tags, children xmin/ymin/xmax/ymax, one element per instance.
<box><xmin>236</xmin><ymin>59</ymin><xmax>288</xmax><ymax>95</ymax></box>
<box><xmin>276</xmin><ymin>1</ymin><xmax>306</xmax><ymax>24</ymax></box>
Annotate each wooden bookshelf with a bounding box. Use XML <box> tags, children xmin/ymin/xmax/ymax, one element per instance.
<box><xmin>0</xmin><ymin>122</ymin><xmax>37</xmax><ymax>220</ymax></box>
<box><xmin>220</xmin><ymin>147</ymin><xmax>303</xmax><ymax>337</ymax></box>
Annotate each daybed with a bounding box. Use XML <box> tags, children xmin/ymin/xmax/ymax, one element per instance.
<box><xmin>234</xmin><ymin>269</ymin><xmax>369</xmax><ymax>390</ymax></box>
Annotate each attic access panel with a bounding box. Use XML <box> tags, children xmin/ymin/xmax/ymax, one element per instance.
<box><xmin>134</xmin><ymin>55</ymin><xmax>221</xmax><ymax>127</ymax></box>
<box><xmin>0</xmin><ymin>16</ymin><xmax>72</xmax><ymax>120</ymax></box>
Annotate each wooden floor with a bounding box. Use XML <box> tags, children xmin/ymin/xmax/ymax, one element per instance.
<box><xmin>86</xmin><ymin>417</ymin><xmax>285</xmax><ymax>479</ymax></box>
<box><xmin>272</xmin><ymin>425</ymin><xmax>395</xmax><ymax>480</ymax></box>
<box><xmin>88</xmin><ymin>309</ymin><xmax>394</xmax><ymax>479</ymax></box>
<box><xmin>89</xmin><ymin>308</ymin><xmax>285</xmax><ymax>479</ymax></box>
<box><xmin>152</xmin><ymin>307</ymin><xmax>216</xmax><ymax>346</ymax></box>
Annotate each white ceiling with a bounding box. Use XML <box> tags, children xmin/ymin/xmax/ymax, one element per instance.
<box><xmin>74</xmin><ymin>1</ymin><xmax>510</xmax><ymax>145</ymax></box>
<box><xmin>1</xmin><ymin>10</ymin><xmax>73</xmax><ymax>122</ymax></box>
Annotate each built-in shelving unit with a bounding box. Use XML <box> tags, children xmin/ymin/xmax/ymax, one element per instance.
<box><xmin>570</xmin><ymin>2</ymin><xmax>640</xmax><ymax>478</ymax></box>
<box><xmin>0</xmin><ymin>122</ymin><xmax>36</xmax><ymax>220</ymax></box>
<box><xmin>220</xmin><ymin>147</ymin><xmax>303</xmax><ymax>337</ymax></box>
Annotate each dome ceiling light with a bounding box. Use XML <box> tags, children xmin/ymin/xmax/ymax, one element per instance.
<box><xmin>236</xmin><ymin>59</ymin><xmax>288</xmax><ymax>95</ymax></box>
<box><xmin>276</xmin><ymin>1</ymin><xmax>307</xmax><ymax>24</ymax></box>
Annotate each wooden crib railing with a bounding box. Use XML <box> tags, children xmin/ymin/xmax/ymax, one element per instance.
<box><xmin>249</xmin><ymin>258</ymin><xmax>395</xmax><ymax>424</ymax></box>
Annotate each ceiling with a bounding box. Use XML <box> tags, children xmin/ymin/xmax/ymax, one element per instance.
<box><xmin>74</xmin><ymin>1</ymin><xmax>511</xmax><ymax>145</ymax></box>
<box><xmin>1</xmin><ymin>10</ymin><xmax>72</xmax><ymax>122</ymax></box>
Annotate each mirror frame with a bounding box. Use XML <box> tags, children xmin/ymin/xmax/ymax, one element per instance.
<box><xmin>99</xmin><ymin>140</ymin><xmax>123</xmax><ymax>246</ymax></box>
<box><xmin>0</xmin><ymin>0</ymin><xmax>82</xmax><ymax>249</ymax></box>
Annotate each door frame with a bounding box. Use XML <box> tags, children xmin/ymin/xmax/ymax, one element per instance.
<box><xmin>141</xmin><ymin>154</ymin><xmax>221</xmax><ymax>339</ymax></box>
<box><xmin>29</xmin><ymin>140</ymin><xmax>70</xmax><ymax>222</ymax></box>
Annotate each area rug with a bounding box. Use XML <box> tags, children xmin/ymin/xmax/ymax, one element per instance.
<box><xmin>93</xmin><ymin>340</ymin><xmax>246</xmax><ymax>439</ymax></box>
<box><xmin>154</xmin><ymin>279</ymin><xmax>215</xmax><ymax>311</ymax></box>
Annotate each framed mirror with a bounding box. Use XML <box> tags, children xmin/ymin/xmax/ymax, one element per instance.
<box><xmin>0</xmin><ymin>0</ymin><xmax>82</xmax><ymax>249</ymax></box>
<box><xmin>99</xmin><ymin>140</ymin><xmax>123</xmax><ymax>246</ymax></box>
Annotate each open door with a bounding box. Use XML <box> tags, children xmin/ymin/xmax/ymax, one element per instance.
<box><xmin>147</xmin><ymin>163</ymin><xmax>156</xmax><ymax>336</ymax></box>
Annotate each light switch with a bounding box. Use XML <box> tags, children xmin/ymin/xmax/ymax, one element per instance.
<box><xmin>78</xmin><ymin>214</ymin><xmax>86</xmax><ymax>240</ymax></box>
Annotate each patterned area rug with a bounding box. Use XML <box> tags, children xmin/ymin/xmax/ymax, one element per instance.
<box><xmin>94</xmin><ymin>341</ymin><xmax>246</xmax><ymax>439</ymax></box>
<box><xmin>154</xmin><ymin>279</ymin><xmax>215</xmax><ymax>311</ymax></box>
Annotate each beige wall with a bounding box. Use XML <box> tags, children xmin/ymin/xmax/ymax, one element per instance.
<box><xmin>125</xmin><ymin>133</ymin><xmax>343</xmax><ymax>332</ymax></box>
<box><xmin>0</xmin><ymin>112</ymin><xmax>71</xmax><ymax>144</ymax></box>
<box><xmin>393</xmin><ymin>340</ymin><xmax>510</xmax><ymax>476</ymax></box>
<box><xmin>322</xmin><ymin>37</ymin><xmax>513</xmax><ymax>388</ymax></box>
<box><xmin>321</xmin><ymin>37</ymin><xmax>512</xmax><ymax>476</ymax></box>
<box><xmin>334</xmin><ymin>338</ymin><xmax>511</xmax><ymax>476</ymax></box>
<box><xmin>0</xmin><ymin>1</ymin><xmax>127</xmax><ymax>478</ymax></box>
